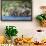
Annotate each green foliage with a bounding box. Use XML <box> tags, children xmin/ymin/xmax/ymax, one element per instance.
<box><xmin>2</xmin><ymin>0</ymin><xmax>32</xmax><ymax>12</ymax></box>
<box><xmin>36</xmin><ymin>14</ymin><xmax>46</xmax><ymax>21</ymax></box>
<box><xmin>2</xmin><ymin>0</ymin><xmax>32</xmax><ymax>3</ymax></box>
<box><xmin>5</xmin><ymin>26</ymin><xmax>18</xmax><ymax>39</ymax></box>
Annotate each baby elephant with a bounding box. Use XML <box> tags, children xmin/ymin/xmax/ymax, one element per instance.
<box><xmin>8</xmin><ymin>7</ymin><xmax>17</xmax><ymax>16</ymax></box>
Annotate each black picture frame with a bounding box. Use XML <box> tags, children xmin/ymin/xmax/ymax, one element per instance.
<box><xmin>1</xmin><ymin>0</ymin><xmax>32</xmax><ymax>21</ymax></box>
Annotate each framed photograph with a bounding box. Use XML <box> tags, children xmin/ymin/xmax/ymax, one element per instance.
<box><xmin>1</xmin><ymin>0</ymin><xmax>32</xmax><ymax>21</ymax></box>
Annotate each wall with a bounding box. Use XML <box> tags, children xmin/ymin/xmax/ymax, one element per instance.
<box><xmin>0</xmin><ymin>0</ymin><xmax>46</xmax><ymax>37</ymax></box>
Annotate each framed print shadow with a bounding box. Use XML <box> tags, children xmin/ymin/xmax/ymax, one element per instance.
<box><xmin>1</xmin><ymin>0</ymin><xmax>32</xmax><ymax>21</ymax></box>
